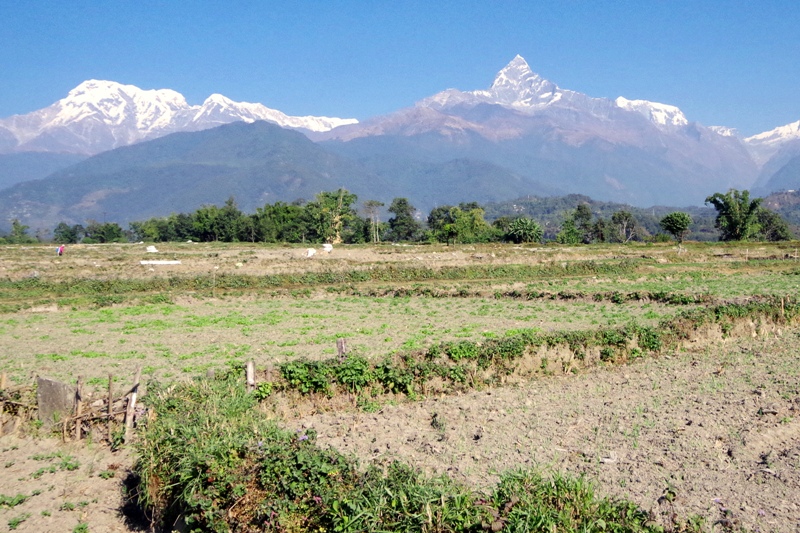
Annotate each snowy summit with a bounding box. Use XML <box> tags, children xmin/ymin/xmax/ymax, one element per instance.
<box><xmin>418</xmin><ymin>55</ymin><xmax>690</xmax><ymax>131</ymax></box>
<box><xmin>0</xmin><ymin>80</ymin><xmax>358</xmax><ymax>155</ymax></box>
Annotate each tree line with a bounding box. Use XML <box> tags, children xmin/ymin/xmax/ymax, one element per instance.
<box><xmin>1</xmin><ymin>188</ymin><xmax>793</xmax><ymax>245</ymax></box>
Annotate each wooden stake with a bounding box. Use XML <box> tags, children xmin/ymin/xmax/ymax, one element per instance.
<box><xmin>246</xmin><ymin>361</ymin><xmax>255</xmax><ymax>392</ymax></box>
<box><xmin>107</xmin><ymin>374</ymin><xmax>114</xmax><ymax>444</ymax></box>
<box><xmin>124</xmin><ymin>367</ymin><xmax>142</xmax><ymax>444</ymax></box>
<box><xmin>74</xmin><ymin>376</ymin><xmax>83</xmax><ymax>441</ymax></box>
<box><xmin>337</xmin><ymin>338</ymin><xmax>348</xmax><ymax>361</ymax></box>
<box><xmin>0</xmin><ymin>372</ymin><xmax>5</xmax><ymax>437</ymax></box>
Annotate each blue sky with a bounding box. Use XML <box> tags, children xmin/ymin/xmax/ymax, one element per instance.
<box><xmin>1</xmin><ymin>0</ymin><xmax>798</xmax><ymax>136</ymax></box>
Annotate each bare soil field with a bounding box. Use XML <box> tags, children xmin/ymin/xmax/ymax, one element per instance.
<box><xmin>1</xmin><ymin>241</ymin><xmax>799</xmax><ymax>532</ymax></box>
<box><xmin>0</xmin><ymin>437</ymin><xmax>136</xmax><ymax>532</ymax></box>
<box><xmin>292</xmin><ymin>333</ymin><xmax>800</xmax><ymax>532</ymax></box>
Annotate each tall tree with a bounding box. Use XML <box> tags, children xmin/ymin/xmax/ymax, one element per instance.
<box><xmin>611</xmin><ymin>210</ymin><xmax>637</xmax><ymax>242</ymax></box>
<box><xmin>4</xmin><ymin>219</ymin><xmax>36</xmax><ymax>244</ymax></box>
<box><xmin>387</xmin><ymin>197</ymin><xmax>422</xmax><ymax>242</ymax></box>
<box><xmin>659</xmin><ymin>212</ymin><xmax>692</xmax><ymax>244</ymax></box>
<box><xmin>427</xmin><ymin>205</ymin><xmax>455</xmax><ymax>236</ymax></box>
<box><xmin>306</xmin><ymin>189</ymin><xmax>358</xmax><ymax>244</ymax></box>
<box><xmin>574</xmin><ymin>204</ymin><xmax>594</xmax><ymax>243</ymax></box>
<box><xmin>53</xmin><ymin>222</ymin><xmax>83</xmax><ymax>244</ymax></box>
<box><xmin>556</xmin><ymin>218</ymin><xmax>581</xmax><ymax>244</ymax></box>
<box><xmin>219</xmin><ymin>197</ymin><xmax>244</xmax><ymax>242</ymax></box>
<box><xmin>705</xmin><ymin>189</ymin><xmax>762</xmax><ymax>241</ymax></box>
<box><xmin>755</xmin><ymin>208</ymin><xmax>793</xmax><ymax>241</ymax></box>
<box><xmin>85</xmin><ymin>220</ymin><xmax>124</xmax><ymax>243</ymax></box>
<box><xmin>363</xmin><ymin>200</ymin><xmax>384</xmax><ymax>243</ymax></box>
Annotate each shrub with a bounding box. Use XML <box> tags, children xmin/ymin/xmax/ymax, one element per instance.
<box><xmin>333</xmin><ymin>355</ymin><xmax>372</xmax><ymax>392</ymax></box>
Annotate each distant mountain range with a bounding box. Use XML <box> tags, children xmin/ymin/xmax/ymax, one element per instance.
<box><xmin>0</xmin><ymin>79</ymin><xmax>357</xmax><ymax>155</ymax></box>
<box><xmin>1</xmin><ymin>55</ymin><xmax>800</xmax><ymax>231</ymax></box>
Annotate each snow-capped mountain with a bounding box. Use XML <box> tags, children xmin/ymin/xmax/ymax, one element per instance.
<box><xmin>417</xmin><ymin>55</ymin><xmax>597</xmax><ymax>112</ymax></box>
<box><xmin>0</xmin><ymin>80</ymin><xmax>357</xmax><ymax>155</ymax></box>
<box><xmin>744</xmin><ymin>119</ymin><xmax>800</xmax><ymax>165</ymax></box>
<box><xmin>414</xmin><ymin>55</ymin><xmax>689</xmax><ymax>131</ymax></box>
<box><xmin>746</xmin><ymin>119</ymin><xmax>800</xmax><ymax>147</ymax></box>
<box><xmin>321</xmin><ymin>55</ymin><xmax>757</xmax><ymax>206</ymax></box>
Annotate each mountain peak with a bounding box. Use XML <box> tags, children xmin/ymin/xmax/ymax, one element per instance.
<box><xmin>416</xmin><ymin>55</ymin><xmax>568</xmax><ymax>112</ymax></box>
<box><xmin>203</xmin><ymin>93</ymin><xmax>235</xmax><ymax>107</ymax></box>
<box><xmin>479</xmin><ymin>55</ymin><xmax>563</xmax><ymax>109</ymax></box>
<box><xmin>69</xmin><ymin>79</ymin><xmax>120</xmax><ymax>94</ymax></box>
<box><xmin>499</xmin><ymin>54</ymin><xmax>531</xmax><ymax>74</ymax></box>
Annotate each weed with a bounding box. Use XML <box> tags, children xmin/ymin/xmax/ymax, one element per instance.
<box><xmin>7</xmin><ymin>513</ymin><xmax>30</xmax><ymax>530</ymax></box>
<box><xmin>0</xmin><ymin>494</ymin><xmax>28</xmax><ymax>508</ymax></box>
<box><xmin>253</xmin><ymin>381</ymin><xmax>274</xmax><ymax>400</ymax></box>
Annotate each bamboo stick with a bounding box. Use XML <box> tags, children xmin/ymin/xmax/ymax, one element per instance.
<box><xmin>107</xmin><ymin>373</ymin><xmax>113</xmax><ymax>444</ymax></box>
<box><xmin>124</xmin><ymin>367</ymin><xmax>142</xmax><ymax>443</ymax></box>
<box><xmin>74</xmin><ymin>376</ymin><xmax>83</xmax><ymax>440</ymax></box>
<box><xmin>0</xmin><ymin>400</ymin><xmax>35</xmax><ymax>409</ymax></box>
<box><xmin>0</xmin><ymin>372</ymin><xmax>5</xmax><ymax>437</ymax></box>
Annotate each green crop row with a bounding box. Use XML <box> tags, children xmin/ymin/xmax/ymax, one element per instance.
<box><xmin>345</xmin><ymin>285</ymin><xmax>708</xmax><ymax>305</ymax></box>
<box><xmin>0</xmin><ymin>260</ymin><xmax>638</xmax><ymax>310</ymax></box>
<box><xmin>134</xmin><ymin>372</ymin><xmax>684</xmax><ymax>533</ymax></box>
<box><xmin>254</xmin><ymin>297</ymin><xmax>797</xmax><ymax>400</ymax></box>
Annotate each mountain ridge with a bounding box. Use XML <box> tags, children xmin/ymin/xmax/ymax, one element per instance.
<box><xmin>2</xmin><ymin>55</ymin><xmax>800</xmax><ymax>229</ymax></box>
<box><xmin>319</xmin><ymin>56</ymin><xmax>758</xmax><ymax>206</ymax></box>
<box><xmin>0</xmin><ymin>79</ymin><xmax>358</xmax><ymax>156</ymax></box>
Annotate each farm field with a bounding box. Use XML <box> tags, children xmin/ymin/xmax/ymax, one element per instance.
<box><xmin>0</xmin><ymin>240</ymin><xmax>799</xmax><ymax>532</ymax></box>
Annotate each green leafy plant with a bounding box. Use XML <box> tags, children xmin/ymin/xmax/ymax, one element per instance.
<box><xmin>0</xmin><ymin>494</ymin><xmax>28</xmax><ymax>508</ymax></box>
<box><xmin>7</xmin><ymin>513</ymin><xmax>30</xmax><ymax>530</ymax></box>
<box><xmin>253</xmin><ymin>381</ymin><xmax>273</xmax><ymax>400</ymax></box>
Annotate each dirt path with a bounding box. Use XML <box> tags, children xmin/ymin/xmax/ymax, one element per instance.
<box><xmin>293</xmin><ymin>333</ymin><xmax>800</xmax><ymax>532</ymax></box>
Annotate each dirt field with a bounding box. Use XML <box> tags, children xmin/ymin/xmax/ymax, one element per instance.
<box><xmin>1</xmin><ymin>241</ymin><xmax>799</xmax><ymax>532</ymax></box>
<box><xmin>0</xmin><ymin>437</ymin><xmax>137</xmax><ymax>532</ymax></box>
<box><xmin>292</xmin><ymin>333</ymin><xmax>800</xmax><ymax>532</ymax></box>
